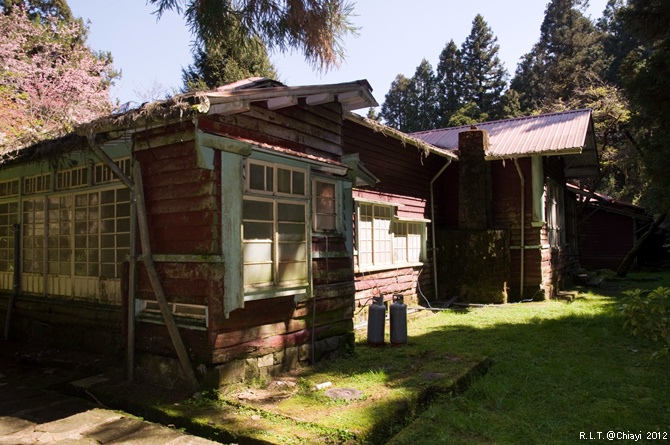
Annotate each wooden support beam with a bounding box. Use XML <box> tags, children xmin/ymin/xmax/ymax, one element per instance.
<box><xmin>88</xmin><ymin>137</ymin><xmax>134</xmax><ymax>189</ymax></box>
<box><xmin>305</xmin><ymin>93</ymin><xmax>334</xmax><ymax>106</ymax></box>
<box><xmin>267</xmin><ymin>95</ymin><xmax>298</xmax><ymax>110</ymax></box>
<box><xmin>208</xmin><ymin>99</ymin><xmax>250</xmax><ymax>116</ymax></box>
<box><xmin>133</xmin><ymin>162</ymin><xmax>199</xmax><ymax>390</ymax></box>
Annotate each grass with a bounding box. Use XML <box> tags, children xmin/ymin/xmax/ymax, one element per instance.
<box><xmin>143</xmin><ymin>270</ymin><xmax>670</xmax><ymax>444</ymax></box>
<box><xmin>388</xmin><ymin>270</ymin><xmax>670</xmax><ymax>444</ymax></box>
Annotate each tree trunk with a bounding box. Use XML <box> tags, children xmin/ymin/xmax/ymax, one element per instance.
<box><xmin>616</xmin><ymin>210</ymin><xmax>668</xmax><ymax>277</ymax></box>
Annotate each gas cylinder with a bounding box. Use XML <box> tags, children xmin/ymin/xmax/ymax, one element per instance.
<box><xmin>390</xmin><ymin>294</ymin><xmax>407</xmax><ymax>346</ymax></box>
<box><xmin>367</xmin><ymin>295</ymin><xmax>386</xmax><ymax>346</ymax></box>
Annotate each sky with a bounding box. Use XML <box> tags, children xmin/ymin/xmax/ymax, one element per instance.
<box><xmin>67</xmin><ymin>0</ymin><xmax>609</xmax><ymax>110</ymax></box>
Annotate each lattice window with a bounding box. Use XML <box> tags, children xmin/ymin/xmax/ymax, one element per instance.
<box><xmin>0</xmin><ymin>180</ymin><xmax>19</xmax><ymax>197</ymax></box>
<box><xmin>22</xmin><ymin>198</ymin><xmax>46</xmax><ymax>274</ymax></box>
<box><xmin>57</xmin><ymin>167</ymin><xmax>89</xmax><ymax>190</ymax></box>
<box><xmin>47</xmin><ymin>195</ymin><xmax>72</xmax><ymax>275</ymax></box>
<box><xmin>23</xmin><ymin>174</ymin><xmax>51</xmax><ymax>195</ymax></box>
<box><xmin>0</xmin><ymin>201</ymin><xmax>19</xmax><ymax>273</ymax></box>
<box><xmin>94</xmin><ymin>158</ymin><xmax>131</xmax><ymax>184</ymax></box>
<box><xmin>313</xmin><ymin>179</ymin><xmax>337</xmax><ymax>232</ymax></box>
<box><xmin>357</xmin><ymin>202</ymin><xmax>426</xmax><ymax>269</ymax></box>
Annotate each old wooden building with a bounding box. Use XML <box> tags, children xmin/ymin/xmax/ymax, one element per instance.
<box><xmin>0</xmin><ymin>77</ymin><xmax>603</xmax><ymax>388</ymax></box>
<box><xmin>571</xmin><ymin>186</ymin><xmax>653</xmax><ymax>270</ymax></box>
<box><xmin>1</xmin><ymin>78</ymin><xmax>423</xmax><ymax>388</ymax></box>
<box><xmin>412</xmin><ymin>109</ymin><xmax>599</xmax><ymax>302</ymax></box>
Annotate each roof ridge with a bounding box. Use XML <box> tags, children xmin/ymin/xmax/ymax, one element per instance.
<box><xmin>410</xmin><ymin>108</ymin><xmax>592</xmax><ymax>136</ymax></box>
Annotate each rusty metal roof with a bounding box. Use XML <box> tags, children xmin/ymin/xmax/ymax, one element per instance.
<box><xmin>411</xmin><ymin>109</ymin><xmax>598</xmax><ymax>177</ymax></box>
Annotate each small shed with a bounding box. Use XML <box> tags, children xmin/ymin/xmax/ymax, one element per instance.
<box><xmin>571</xmin><ymin>186</ymin><xmax>653</xmax><ymax>270</ymax></box>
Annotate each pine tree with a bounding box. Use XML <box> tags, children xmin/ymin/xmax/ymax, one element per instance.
<box><xmin>618</xmin><ymin>0</ymin><xmax>670</xmax><ymax>212</ymax></box>
<box><xmin>511</xmin><ymin>0</ymin><xmax>606</xmax><ymax>112</ymax></box>
<box><xmin>149</xmin><ymin>0</ymin><xmax>357</xmax><ymax>71</ymax></box>
<box><xmin>436</xmin><ymin>40</ymin><xmax>463</xmax><ymax>127</ymax></box>
<box><xmin>406</xmin><ymin>59</ymin><xmax>439</xmax><ymax>132</ymax></box>
<box><xmin>182</xmin><ymin>16</ymin><xmax>277</xmax><ymax>91</ymax></box>
<box><xmin>459</xmin><ymin>14</ymin><xmax>508</xmax><ymax>119</ymax></box>
<box><xmin>381</xmin><ymin>74</ymin><xmax>411</xmax><ymax>132</ymax></box>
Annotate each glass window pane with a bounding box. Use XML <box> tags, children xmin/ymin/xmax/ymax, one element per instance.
<box><xmin>244</xmin><ymin>222</ymin><xmax>273</xmax><ymax>240</ymax></box>
<box><xmin>278</xmin><ymin>223</ymin><xmax>305</xmax><ymax>241</ymax></box>
<box><xmin>277</xmin><ymin>168</ymin><xmax>291</xmax><ymax>194</ymax></box>
<box><xmin>278</xmin><ymin>203</ymin><xmax>304</xmax><ymax>222</ymax></box>
<box><xmin>243</xmin><ymin>200</ymin><xmax>273</xmax><ymax>220</ymax></box>
<box><xmin>278</xmin><ymin>242</ymin><xmax>306</xmax><ymax>261</ymax></box>
<box><xmin>249</xmin><ymin>164</ymin><xmax>266</xmax><ymax>191</ymax></box>
<box><xmin>244</xmin><ymin>263</ymin><xmax>273</xmax><ymax>285</ymax></box>
<box><xmin>277</xmin><ymin>261</ymin><xmax>307</xmax><ymax>283</ymax></box>
<box><xmin>292</xmin><ymin>171</ymin><xmax>305</xmax><ymax>195</ymax></box>
<box><xmin>316</xmin><ymin>214</ymin><xmax>336</xmax><ymax>231</ymax></box>
<box><xmin>243</xmin><ymin>241</ymin><xmax>273</xmax><ymax>262</ymax></box>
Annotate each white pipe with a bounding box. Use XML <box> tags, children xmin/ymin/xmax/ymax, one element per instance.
<box><xmin>514</xmin><ymin>159</ymin><xmax>525</xmax><ymax>300</ymax></box>
<box><xmin>429</xmin><ymin>159</ymin><xmax>452</xmax><ymax>301</ymax></box>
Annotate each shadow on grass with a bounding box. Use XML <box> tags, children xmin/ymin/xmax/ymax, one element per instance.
<box><xmin>131</xmin><ymin>272</ymin><xmax>670</xmax><ymax>444</ymax></box>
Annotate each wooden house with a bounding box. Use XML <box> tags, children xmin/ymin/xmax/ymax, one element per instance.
<box><xmin>342</xmin><ymin>114</ymin><xmax>457</xmax><ymax>321</ymax></box>
<box><xmin>411</xmin><ymin>109</ymin><xmax>599</xmax><ymax>302</ymax></box>
<box><xmin>571</xmin><ymin>186</ymin><xmax>653</xmax><ymax>270</ymax></box>
<box><xmin>1</xmin><ymin>78</ymin><xmax>418</xmax><ymax>388</ymax></box>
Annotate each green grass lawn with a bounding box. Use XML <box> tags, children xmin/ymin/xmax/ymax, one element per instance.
<box><xmin>152</xmin><ymin>270</ymin><xmax>670</xmax><ymax>444</ymax></box>
<box><xmin>388</xmin><ymin>270</ymin><xmax>670</xmax><ymax>444</ymax></box>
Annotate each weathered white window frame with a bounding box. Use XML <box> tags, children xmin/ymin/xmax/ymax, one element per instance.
<box><xmin>242</xmin><ymin>159</ymin><xmax>309</xmax><ymax>301</ymax></box>
<box><xmin>355</xmin><ymin>200</ymin><xmax>428</xmax><ymax>271</ymax></box>
<box><xmin>312</xmin><ymin>178</ymin><xmax>339</xmax><ymax>233</ymax></box>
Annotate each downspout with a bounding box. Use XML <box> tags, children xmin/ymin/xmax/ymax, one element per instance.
<box><xmin>430</xmin><ymin>159</ymin><xmax>452</xmax><ymax>300</ymax></box>
<box><xmin>514</xmin><ymin>159</ymin><xmax>525</xmax><ymax>300</ymax></box>
<box><xmin>127</xmin><ymin>188</ymin><xmax>137</xmax><ymax>381</ymax></box>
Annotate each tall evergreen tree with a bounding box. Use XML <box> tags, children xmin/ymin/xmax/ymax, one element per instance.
<box><xmin>618</xmin><ymin>0</ymin><xmax>670</xmax><ymax>213</ymax></box>
<box><xmin>150</xmin><ymin>0</ymin><xmax>357</xmax><ymax>71</ymax></box>
<box><xmin>459</xmin><ymin>14</ymin><xmax>508</xmax><ymax>119</ymax></box>
<box><xmin>405</xmin><ymin>59</ymin><xmax>439</xmax><ymax>132</ymax></box>
<box><xmin>182</xmin><ymin>16</ymin><xmax>277</xmax><ymax>91</ymax></box>
<box><xmin>381</xmin><ymin>74</ymin><xmax>411</xmax><ymax>132</ymax></box>
<box><xmin>511</xmin><ymin>0</ymin><xmax>606</xmax><ymax>112</ymax></box>
<box><xmin>436</xmin><ymin>39</ymin><xmax>463</xmax><ymax>127</ymax></box>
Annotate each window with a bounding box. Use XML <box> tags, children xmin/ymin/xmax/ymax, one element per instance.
<box><xmin>24</xmin><ymin>174</ymin><xmax>50</xmax><ymax>195</ymax></box>
<box><xmin>0</xmin><ymin>201</ymin><xmax>19</xmax><ymax>273</ymax></box>
<box><xmin>57</xmin><ymin>167</ymin><xmax>88</xmax><ymax>190</ymax></box>
<box><xmin>546</xmin><ymin>180</ymin><xmax>565</xmax><ymax>247</ymax></box>
<box><xmin>95</xmin><ymin>158</ymin><xmax>131</xmax><ymax>184</ymax></box>
<box><xmin>357</xmin><ymin>202</ymin><xmax>426</xmax><ymax>269</ymax></box>
<box><xmin>313</xmin><ymin>179</ymin><xmax>337</xmax><ymax>232</ymax></box>
<box><xmin>243</xmin><ymin>161</ymin><xmax>308</xmax><ymax>296</ymax></box>
<box><xmin>0</xmin><ymin>180</ymin><xmax>19</xmax><ymax>198</ymax></box>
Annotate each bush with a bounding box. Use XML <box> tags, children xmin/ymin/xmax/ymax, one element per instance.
<box><xmin>621</xmin><ymin>287</ymin><xmax>670</xmax><ymax>357</ymax></box>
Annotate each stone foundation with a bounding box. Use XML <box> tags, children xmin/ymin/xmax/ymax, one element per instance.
<box><xmin>135</xmin><ymin>333</ymin><xmax>354</xmax><ymax>390</ymax></box>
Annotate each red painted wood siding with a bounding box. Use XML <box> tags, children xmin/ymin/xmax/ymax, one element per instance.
<box><xmin>579</xmin><ymin>211</ymin><xmax>635</xmax><ymax>270</ymax></box>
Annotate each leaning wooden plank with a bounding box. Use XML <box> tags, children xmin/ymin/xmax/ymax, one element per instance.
<box><xmin>133</xmin><ymin>161</ymin><xmax>199</xmax><ymax>389</ymax></box>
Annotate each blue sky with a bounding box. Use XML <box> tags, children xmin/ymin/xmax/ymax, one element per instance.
<box><xmin>68</xmin><ymin>0</ymin><xmax>609</xmax><ymax>108</ymax></box>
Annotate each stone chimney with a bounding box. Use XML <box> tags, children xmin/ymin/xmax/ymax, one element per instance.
<box><xmin>458</xmin><ymin>128</ymin><xmax>492</xmax><ymax>230</ymax></box>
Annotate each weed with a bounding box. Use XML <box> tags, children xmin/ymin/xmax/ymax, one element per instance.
<box><xmin>621</xmin><ymin>286</ymin><xmax>670</xmax><ymax>357</ymax></box>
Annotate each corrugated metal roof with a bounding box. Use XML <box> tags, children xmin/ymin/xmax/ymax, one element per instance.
<box><xmin>412</xmin><ymin>109</ymin><xmax>593</xmax><ymax>158</ymax></box>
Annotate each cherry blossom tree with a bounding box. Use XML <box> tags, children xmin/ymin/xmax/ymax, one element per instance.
<box><xmin>0</xmin><ymin>6</ymin><xmax>117</xmax><ymax>150</ymax></box>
